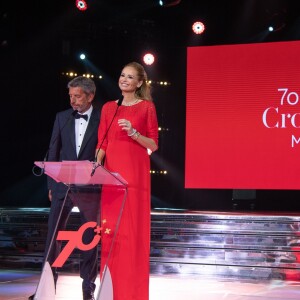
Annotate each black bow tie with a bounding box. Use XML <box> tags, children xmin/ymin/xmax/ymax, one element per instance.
<box><xmin>74</xmin><ymin>112</ymin><xmax>88</xmax><ymax>121</ymax></box>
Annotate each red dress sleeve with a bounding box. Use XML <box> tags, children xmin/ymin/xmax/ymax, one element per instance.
<box><xmin>146</xmin><ymin>101</ymin><xmax>159</xmax><ymax>148</ymax></box>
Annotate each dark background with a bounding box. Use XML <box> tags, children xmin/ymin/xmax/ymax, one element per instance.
<box><xmin>1</xmin><ymin>0</ymin><xmax>300</xmax><ymax>211</ymax></box>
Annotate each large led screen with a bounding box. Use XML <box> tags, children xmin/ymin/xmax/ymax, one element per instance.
<box><xmin>185</xmin><ymin>41</ymin><xmax>300</xmax><ymax>189</ymax></box>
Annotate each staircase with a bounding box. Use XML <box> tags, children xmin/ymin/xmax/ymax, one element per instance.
<box><xmin>1</xmin><ymin>208</ymin><xmax>300</xmax><ymax>281</ymax></box>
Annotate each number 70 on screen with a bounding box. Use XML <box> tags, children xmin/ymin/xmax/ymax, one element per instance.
<box><xmin>278</xmin><ymin>88</ymin><xmax>300</xmax><ymax>106</ymax></box>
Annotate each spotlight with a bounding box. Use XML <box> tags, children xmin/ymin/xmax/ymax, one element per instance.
<box><xmin>159</xmin><ymin>0</ymin><xmax>181</xmax><ymax>7</ymax></box>
<box><xmin>192</xmin><ymin>21</ymin><xmax>205</xmax><ymax>34</ymax></box>
<box><xmin>266</xmin><ymin>10</ymin><xmax>286</xmax><ymax>32</ymax></box>
<box><xmin>76</xmin><ymin>0</ymin><xmax>88</xmax><ymax>11</ymax></box>
<box><xmin>143</xmin><ymin>53</ymin><xmax>155</xmax><ymax>65</ymax></box>
<box><xmin>268</xmin><ymin>23</ymin><xmax>285</xmax><ymax>32</ymax></box>
<box><xmin>79</xmin><ymin>53</ymin><xmax>86</xmax><ymax>60</ymax></box>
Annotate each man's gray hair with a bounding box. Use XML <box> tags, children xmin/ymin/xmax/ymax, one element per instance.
<box><xmin>67</xmin><ymin>76</ymin><xmax>96</xmax><ymax>95</ymax></box>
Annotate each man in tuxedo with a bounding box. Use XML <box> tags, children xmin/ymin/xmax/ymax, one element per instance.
<box><xmin>30</xmin><ymin>76</ymin><xmax>100</xmax><ymax>300</ymax></box>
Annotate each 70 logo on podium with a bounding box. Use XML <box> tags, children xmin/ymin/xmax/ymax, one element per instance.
<box><xmin>52</xmin><ymin>221</ymin><xmax>111</xmax><ymax>267</ymax></box>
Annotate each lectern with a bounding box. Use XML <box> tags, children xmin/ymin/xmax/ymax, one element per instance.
<box><xmin>33</xmin><ymin>160</ymin><xmax>127</xmax><ymax>300</ymax></box>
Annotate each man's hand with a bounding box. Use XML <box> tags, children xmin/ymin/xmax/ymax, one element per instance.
<box><xmin>48</xmin><ymin>190</ymin><xmax>52</xmax><ymax>201</ymax></box>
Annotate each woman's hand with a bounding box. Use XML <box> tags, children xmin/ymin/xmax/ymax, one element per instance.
<box><xmin>118</xmin><ymin>118</ymin><xmax>158</xmax><ymax>152</ymax></box>
<box><xmin>118</xmin><ymin>119</ymin><xmax>134</xmax><ymax>135</ymax></box>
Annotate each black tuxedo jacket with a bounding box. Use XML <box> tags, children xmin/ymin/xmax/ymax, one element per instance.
<box><xmin>47</xmin><ymin>107</ymin><xmax>100</xmax><ymax>198</ymax></box>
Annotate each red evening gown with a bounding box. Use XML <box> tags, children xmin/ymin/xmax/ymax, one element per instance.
<box><xmin>97</xmin><ymin>100</ymin><xmax>158</xmax><ymax>300</ymax></box>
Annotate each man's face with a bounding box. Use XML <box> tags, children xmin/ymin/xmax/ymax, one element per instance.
<box><xmin>69</xmin><ymin>87</ymin><xmax>94</xmax><ymax>113</ymax></box>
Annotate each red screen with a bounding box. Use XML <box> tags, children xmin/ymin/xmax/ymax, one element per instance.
<box><xmin>185</xmin><ymin>41</ymin><xmax>300</xmax><ymax>189</ymax></box>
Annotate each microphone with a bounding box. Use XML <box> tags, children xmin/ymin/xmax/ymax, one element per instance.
<box><xmin>117</xmin><ymin>95</ymin><xmax>124</xmax><ymax>106</ymax></box>
<box><xmin>32</xmin><ymin>110</ymin><xmax>78</xmax><ymax>176</ymax></box>
<box><xmin>91</xmin><ymin>96</ymin><xmax>123</xmax><ymax>176</ymax></box>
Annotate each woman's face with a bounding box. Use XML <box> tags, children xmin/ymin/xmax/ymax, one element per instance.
<box><xmin>118</xmin><ymin>66</ymin><xmax>142</xmax><ymax>93</ymax></box>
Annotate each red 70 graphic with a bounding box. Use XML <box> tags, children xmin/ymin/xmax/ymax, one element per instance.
<box><xmin>52</xmin><ymin>221</ymin><xmax>102</xmax><ymax>267</ymax></box>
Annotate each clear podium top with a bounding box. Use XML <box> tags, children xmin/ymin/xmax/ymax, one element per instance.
<box><xmin>34</xmin><ymin>161</ymin><xmax>128</xmax><ymax>187</ymax></box>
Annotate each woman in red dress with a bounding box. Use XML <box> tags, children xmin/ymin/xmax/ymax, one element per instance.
<box><xmin>96</xmin><ymin>62</ymin><xmax>158</xmax><ymax>300</ymax></box>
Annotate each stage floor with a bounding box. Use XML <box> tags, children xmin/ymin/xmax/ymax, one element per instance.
<box><xmin>1</xmin><ymin>269</ymin><xmax>300</xmax><ymax>300</ymax></box>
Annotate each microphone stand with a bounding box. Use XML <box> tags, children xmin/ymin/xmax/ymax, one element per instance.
<box><xmin>90</xmin><ymin>96</ymin><xmax>123</xmax><ymax>177</ymax></box>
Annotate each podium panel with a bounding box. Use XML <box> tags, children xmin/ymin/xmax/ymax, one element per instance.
<box><xmin>33</xmin><ymin>262</ymin><xmax>55</xmax><ymax>300</ymax></box>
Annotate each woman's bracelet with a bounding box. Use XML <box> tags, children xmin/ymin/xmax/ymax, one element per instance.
<box><xmin>128</xmin><ymin>128</ymin><xmax>137</xmax><ymax>136</ymax></box>
<box><xmin>132</xmin><ymin>131</ymin><xmax>141</xmax><ymax>140</ymax></box>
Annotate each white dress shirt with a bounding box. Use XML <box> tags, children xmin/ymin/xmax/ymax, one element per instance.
<box><xmin>75</xmin><ymin>106</ymin><xmax>93</xmax><ymax>156</ymax></box>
